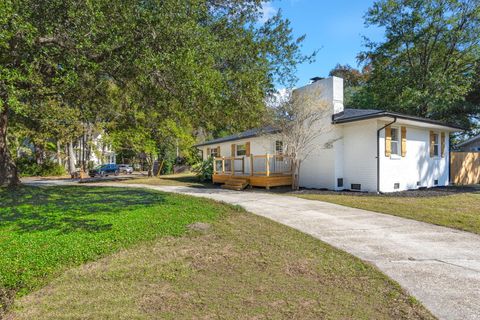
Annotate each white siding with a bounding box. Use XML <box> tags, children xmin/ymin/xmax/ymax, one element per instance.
<box><xmin>341</xmin><ymin>121</ymin><xmax>378</xmax><ymax>192</ymax></box>
<box><xmin>296</xmin><ymin>77</ymin><xmax>344</xmax><ymax>190</ymax></box>
<box><xmin>200</xmin><ymin>135</ymin><xmax>278</xmax><ymax>174</ymax></box>
<box><xmin>379</xmin><ymin>122</ymin><xmax>450</xmax><ymax>192</ymax></box>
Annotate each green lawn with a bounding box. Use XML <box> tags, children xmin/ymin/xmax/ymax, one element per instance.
<box><xmin>295</xmin><ymin>191</ymin><xmax>480</xmax><ymax>234</ymax></box>
<box><xmin>0</xmin><ymin>186</ymin><xmax>224</xmax><ymax>315</ymax></box>
<box><xmin>2</xmin><ymin>185</ymin><xmax>434</xmax><ymax>319</ymax></box>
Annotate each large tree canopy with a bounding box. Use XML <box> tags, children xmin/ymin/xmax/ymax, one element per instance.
<box><xmin>356</xmin><ymin>0</ymin><xmax>480</xmax><ymax>129</ymax></box>
<box><xmin>0</xmin><ymin>0</ymin><xmax>310</xmax><ymax>186</ymax></box>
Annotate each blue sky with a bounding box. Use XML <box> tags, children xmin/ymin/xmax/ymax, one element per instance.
<box><xmin>262</xmin><ymin>0</ymin><xmax>385</xmax><ymax>87</ymax></box>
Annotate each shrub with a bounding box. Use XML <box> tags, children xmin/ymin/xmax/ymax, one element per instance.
<box><xmin>16</xmin><ymin>158</ymin><xmax>66</xmax><ymax>177</ymax></box>
<box><xmin>192</xmin><ymin>157</ymin><xmax>213</xmax><ymax>181</ymax></box>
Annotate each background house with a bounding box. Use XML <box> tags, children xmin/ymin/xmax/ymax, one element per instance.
<box><xmin>455</xmin><ymin>134</ymin><xmax>480</xmax><ymax>152</ymax></box>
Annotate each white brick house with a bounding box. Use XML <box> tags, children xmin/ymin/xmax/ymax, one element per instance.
<box><xmin>196</xmin><ymin>77</ymin><xmax>462</xmax><ymax>192</ymax></box>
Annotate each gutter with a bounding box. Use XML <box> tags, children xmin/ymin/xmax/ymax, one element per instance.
<box><xmin>376</xmin><ymin>117</ymin><xmax>397</xmax><ymax>193</ymax></box>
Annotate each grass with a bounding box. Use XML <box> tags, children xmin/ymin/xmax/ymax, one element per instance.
<box><xmin>0</xmin><ymin>185</ymin><xmax>224</xmax><ymax>315</ymax></box>
<box><xmin>11</xmin><ymin>201</ymin><xmax>433</xmax><ymax>319</ymax></box>
<box><xmin>295</xmin><ymin>191</ymin><xmax>480</xmax><ymax>234</ymax></box>
<box><xmin>117</xmin><ymin>172</ymin><xmax>213</xmax><ymax>188</ymax></box>
<box><xmin>2</xmin><ymin>184</ymin><xmax>434</xmax><ymax>319</ymax></box>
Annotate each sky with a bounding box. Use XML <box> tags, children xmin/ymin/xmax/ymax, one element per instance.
<box><xmin>261</xmin><ymin>0</ymin><xmax>385</xmax><ymax>87</ymax></box>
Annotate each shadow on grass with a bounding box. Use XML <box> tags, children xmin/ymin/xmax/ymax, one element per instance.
<box><xmin>0</xmin><ymin>186</ymin><xmax>165</xmax><ymax>234</ymax></box>
<box><xmin>158</xmin><ymin>175</ymin><xmax>214</xmax><ymax>188</ymax></box>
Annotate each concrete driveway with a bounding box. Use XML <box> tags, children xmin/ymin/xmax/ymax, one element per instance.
<box><xmin>24</xmin><ymin>181</ymin><xmax>480</xmax><ymax>320</ymax></box>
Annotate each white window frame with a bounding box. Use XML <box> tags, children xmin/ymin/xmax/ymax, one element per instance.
<box><xmin>433</xmin><ymin>133</ymin><xmax>440</xmax><ymax>157</ymax></box>
<box><xmin>236</xmin><ymin>143</ymin><xmax>246</xmax><ymax>156</ymax></box>
<box><xmin>275</xmin><ymin>140</ymin><xmax>283</xmax><ymax>155</ymax></box>
<box><xmin>209</xmin><ymin>147</ymin><xmax>218</xmax><ymax>157</ymax></box>
<box><xmin>390</xmin><ymin>127</ymin><xmax>401</xmax><ymax>157</ymax></box>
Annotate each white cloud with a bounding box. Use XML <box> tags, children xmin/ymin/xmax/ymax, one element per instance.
<box><xmin>259</xmin><ymin>2</ymin><xmax>278</xmax><ymax>23</ymax></box>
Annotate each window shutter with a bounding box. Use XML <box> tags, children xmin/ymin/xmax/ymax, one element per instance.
<box><xmin>385</xmin><ymin>126</ymin><xmax>391</xmax><ymax>157</ymax></box>
<box><xmin>429</xmin><ymin>131</ymin><xmax>435</xmax><ymax>158</ymax></box>
<box><xmin>401</xmin><ymin>126</ymin><xmax>407</xmax><ymax>157</ymax></box>
<box><xmin>217</xmin><ymin>146</ymin><xmax>221</xmax><ymax>157</ymax></box>
<box><xmin>206</xmin><ymin>148</ymin><xmax>210</xmax><ymax>158</ymax></box>
<box><xmin>231</xmin><ymin>144</ymin><xmax>235</xmax><ymax>156</ymax></box>
<box><xmin>441</xmin><ymin>132</ymin><xmax>446</xmax><ymax>158</ymax></box>
<box><xmin>246</xmin><ymin>142</ymin><xmax>251</xmax><ymax>156</ymax></box>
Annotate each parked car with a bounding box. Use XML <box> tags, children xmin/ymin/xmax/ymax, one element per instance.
<box><xmin>118</xmin><ymin>164</ymin><xmax>133</xmax><ymax>174</ymax></box>
<box><xmin>89</xmin><ymin>164</ymin><xmax>119</xmax><ymax>177</ymax></box>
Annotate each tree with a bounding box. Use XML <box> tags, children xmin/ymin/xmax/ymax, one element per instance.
<box><xmin>328</xmin><ymin>64</ymin><xmax>372</xmax><ymax>107</ymax></box>
<box><xmin>269</xmin><ymin>86</ymin><xmax>330</xmax><ymax>190</ymax></box>
<box><xmin>328</xmin><ymin>64</ymin><xmax>366</xmax><ymax>88</ymax></box>
<box><xmin>2</xmin><ymin>0</ymin><xmax>310</xmax><ymax>186</ymax></box>
<box><xmin>0</xmin><ymin>0</ymin><xmax>134</xmax><ymax>185</ymax></box>
<box><xmin>358</xmin><ymin>0</ymin><xmax>480</xmax><ymax>128</ymax></box>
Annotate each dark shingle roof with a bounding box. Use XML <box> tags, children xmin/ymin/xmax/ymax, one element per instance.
<box><xmin>332</xmin><ymin>108</ymin><xmax>383</xmax><ymax>121</ymax></box>
<box><xmin>196</xmin><ymin>108</ymin><xmax>463</xmax><ymax>147</ymax></box>
<box><xmin>333</xmin><ymin>108</ymin><xmax>464</xmax><ymax>130</ymax></box>
<box><xmin>194</xmin><ymin>126</ymin><xmax>279</xmax><ymax>147</ymax></box>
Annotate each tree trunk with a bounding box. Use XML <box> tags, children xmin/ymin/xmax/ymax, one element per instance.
<box><xmin>34</xmin><ymin>143</ymin><xmax>43</xmax><ymax>165</ymax></box>
<box><xmin>67</xmin><ymin>141</ymin><xmax>77</xmax><ymax>175</ymax></box>
<box><xmin>291</xmin><ymin>159</ymin><xmax>301</xmax><ymax>190</ymax></box>
<box><xmin>0</xmin><ymin>103</ymin><xmax>19</xmax><ymax>187</ymax></box>
<box><xmin>147</xmin><ymin>153</ymin><xmax>154</xmax><ymax>177</ymax></box>
<box><xmin>56</xmin><ymin>140</ymin><xmax>62</xmax><ymax>166</ymax></box>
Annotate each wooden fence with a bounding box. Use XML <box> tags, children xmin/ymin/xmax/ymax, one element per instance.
<box><xmin>450</xmin><ymin>152</ymin><xmax>480</xmax><ymax>185</ymax></box>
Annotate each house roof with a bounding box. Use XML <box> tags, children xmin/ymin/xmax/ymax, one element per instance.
<box><xmin>196</xmin><ymin>108</ymin><xmax>464</xmax><ymax>147</ymax></box>
<box><xmin>194</xmin><ymin>126</ymin><xmax>279</xmax><ymax>147</ymax></box>
<box><xmin>456</xmin><ymin>134</ymin><xmax>480</xmax><ymax>147</ymax></box>
<box><xmin>332</xmin><ymin>108</ymin><xmax>464</xmax><ymax>130</ymax></box>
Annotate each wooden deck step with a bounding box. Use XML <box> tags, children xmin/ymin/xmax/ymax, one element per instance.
<box><xmin>221</xmin><ymin>184</ymin><xmax>248</xmax><ymax>191</ymax></box>
<box><xmin>221</xmin><ymin>177</ymin><xmax>249</xmax><ymax>191</ymax></box>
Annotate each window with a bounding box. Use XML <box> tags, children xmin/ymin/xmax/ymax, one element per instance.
<box><xmin>275</xmin><ymin>140</ymin><xmax>283</xmax><ymax>155</ymax></box>
<box><xmin>433</xmin><ymin>133</ymin><xmax>440</xmax><ymax>157</ymax></box>
<box><xmin>236</xmin><ymin>144</ymin><xmax>246</xmax><ymax>156</ymax></box>
<box><xmin>337</xmin><ymin>178</ymin><xmax>343</xmax><ymax>188</ymax></box>
<box><xmin>390</xmin><ymin>128</ymin><xmax>400</xmax><ymax>156</ymax></box>
<box><xmin>209</xmin><ymin>147</ymin><xmax>218</xmax><ymax>157</ymax></box>
<box><xmin>351</xmin><ymin>183</ymin><xmax>361</xmax><ymax>191</ymax></box>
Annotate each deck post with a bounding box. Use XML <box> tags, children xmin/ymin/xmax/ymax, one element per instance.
<box><xmin>242</xmin><ymin>157</ymin><xmax>245</xmax><ymax>174</ymax></box>
<box><xmin>250</xmin><ymin>155</ymin><xmax>253</xmax><ymax>176</ymax></box>
<box><xmin>213</xmin><ymin>158</ymin><xmax>217</xmax><ymax>174</ymax></box>
<box><xmin>266</xmin><ymin>154</ymin><xmax>270</xmax><ymax>177</ymax></box>
<box><xmin>231</xmin><ymin>157</ymin><xmax>234</xmax><ymax>176</ymax></box>
<box><xmin>222</xmin><ymin>157</ymin><xmax>225</xmax><ymax>174</ymax></box>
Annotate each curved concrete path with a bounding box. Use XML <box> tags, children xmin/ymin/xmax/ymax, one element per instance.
<box><xmin>25</xmin><ymin>180</ymin><xmax>480</xmax><ymax>319</ymax></box>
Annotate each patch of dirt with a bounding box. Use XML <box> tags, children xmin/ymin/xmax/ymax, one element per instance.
<box><xmin>187</xmin><ymin>222</ymin><xmax>212</xmax><ymax>232</ymax></box>
<box><xmin>0</xmin><ymin>287</ymin><xmax>15</xmax><ymax>319</ymax></box>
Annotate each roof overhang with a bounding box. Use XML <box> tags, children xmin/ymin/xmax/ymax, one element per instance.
<box><xmin>332</xmin><ymin>111</ymin><xmax>464</xmax><ymax>132</ymax></box>
<box><xmin>194</xmin><ymin>128</ymin><xmax>280</xmax><ymax>148</ymax></box>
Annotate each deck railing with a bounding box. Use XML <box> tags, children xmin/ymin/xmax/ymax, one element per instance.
<box><xmin>213</xmin><ymin>154</ymin><xmax>292</xmax><ymax>177</ymax></box>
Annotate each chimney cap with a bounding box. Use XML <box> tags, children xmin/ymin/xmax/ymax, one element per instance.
<box><xmin>310</xmin><ymin>76</ymin><xmax>324</xmax><ymax>83</ymax></box>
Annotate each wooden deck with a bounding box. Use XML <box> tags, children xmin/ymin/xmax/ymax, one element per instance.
<box><xmin>213</xmin><ymin>173</ymin><xmax>292</xmax><ymax>189</ymax></box>
<box><xmin>213</xmin><ymin>154</ymin><xmax>293</xmax><ymax>189</ymax></box>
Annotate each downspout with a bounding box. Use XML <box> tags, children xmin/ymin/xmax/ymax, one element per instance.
<box><xmin>376</xmin><ymin>117</ymin><xmax>397</xmax><ymax>193</ymax></box>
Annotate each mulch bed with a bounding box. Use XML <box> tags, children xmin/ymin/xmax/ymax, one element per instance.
<box><xmin>291</xmin><ymin>185</ymin><xmax>480</xmax><ymax>197</ymax></box>
<box><xmin>251</xmin><ymin>185</ymin><xmax>479</xmax><ymax>197</ymax></box>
